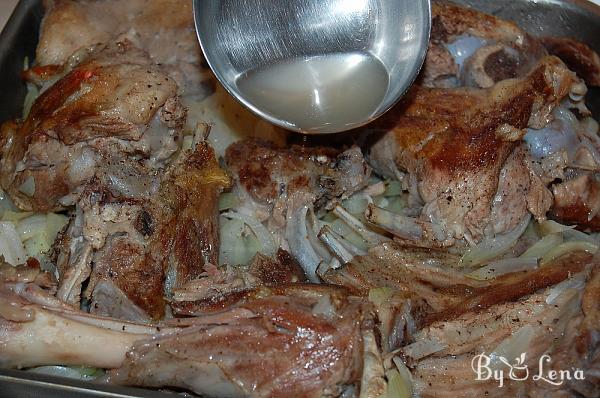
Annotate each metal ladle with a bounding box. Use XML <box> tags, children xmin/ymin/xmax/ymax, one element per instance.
<box><xmin>194</xmin><ymin>0</ymin><xmax>431</xmax><ymax>134</ymax></box>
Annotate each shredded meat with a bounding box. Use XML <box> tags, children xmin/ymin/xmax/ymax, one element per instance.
<box><xmin>226</xmin><ymin>139</ymin><xmax>370</xmax><ymax>215</ymax></box>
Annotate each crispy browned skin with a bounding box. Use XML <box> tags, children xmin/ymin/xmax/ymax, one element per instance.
<box><xmin>368</xmin><ymin>56</ymin><xmax>578</xmax><ymax>241</ymax></box>
<box><xmin>542</xmin><ymin>36</ymin><xmax>600</xmax><ymax>86</ymax></box>
<box><xmin>0</xmin><ymin>41</ymin><xmax>183</xmax><ymax>212</ymax></box>
<box><xmin>550</xmin><ymin>173</ymin><xmax>600</xmax><ymax>232</ymax></box>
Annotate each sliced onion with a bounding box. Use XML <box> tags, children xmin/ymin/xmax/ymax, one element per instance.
<box><xmin>368</xmin><ymin>287</ymin><xmax>395</xmax><ymax>307</ymax></box>
<box><xmin>218</xmin><ymin>217</ymin><xmax>261</xmax><ymax>266</ymax></box>
<box><xmin>466</xmin><ymin>257</ymin><xmax>538</xmax><ymax>280</ymax></box>
<box><xmin>364</xmin><ymin>181</ymin><xmax>387</xmax><ymax>196</ymax></box>
<box><xmin>18</xmin><ymin>176</ymin><xmax>35</xmax><ymax>197</ymax></box>
<box><xmin>22</xmin><ymin>82</ymin><xmax>40</xmax><ymax>119</ymax></box>
<box><xmin>383</xmin><ymin>180</ymin><xmax>403</xmax><ymax>197</ymax></box>
<box><xmin>383</xmin><ymin>368</ymin><xmax>412</xmax><ymax>398</ymax></box>
<box><xmin>519</xmin><ymin>233</ymin><xmax>563</xmax><ymax>259</ymax></box>
<box><xmin>402</xmin><ymin>338</ymin><xmax>446</xmax><ymax>362</ymax></box>
<box><xmin>328</xmin><ymin>218</ymin><xmax>369</xmax><ymax>252</ymax></box>
<box><xmin>218</xmin><ymin>192</ymin><xmax>240</xmax><ymax>211</ymax></box>
<box><xmin>332</xmin><ymin>205</ymin><xmax>387</xmax><ymax>247</ymax></box>
<box><xmin>461</xmin><ymin>215</ymin><xmax>531</xmax><ymax>267</ymax></box>
<box><xmin>365</xmin><ymin>204</ymin><xmax>423</xmax><ymax>241</ymax></box>
<box><xmin>2</xmin><ymin>211</ymin><xmax>34</xmax><ymax>222</ymax></box>
<box><xmin>0</xmin><ymin>221</ymin><xmax>28</xmax><ymax>265</ymax></box>
<box><xmin>389</xmin><ymin>357</ymin><xmax>413</xmax><ymax>398</ymax></box>
<box><xmin>342</xmin><ymin>194</ymin><xmax>370</xmax><ymax>217</ymax></box>
<box><xmin>538</xmin><ymin>219</ymin><xmax>575</xmax><ymax>236</ymax></box>
<box><xmin>489</xmin><ymin>324</ymin><xmax>535</xmax><ymax>372</ymax></box>
<box><xmin>564</xmin><ymin>228</ymin><xmax>598</xmax><ymax>245</ymax></box>
<box><xmin>385</xmin><ymin>196</ymin><xmax>407</xmax><ymax>215</ymax></box>
<box><xmin>540</xmin><ymin>241</ymin><xmax>599</xmax><ymax>266</ymax></box>
<box><xmin>0</xmin><ymin>189</ymin><xmax>17</xmax><ymax>218</ymax></box>
<box><xmin>221</xmin><ymin>211</ymin><xmax>277</xmax><ymax>256</ymax></box>
<box><xmin>546</xmin><ymin>273</ymin><xmax>586</xmax><ymax>305</ymax></box>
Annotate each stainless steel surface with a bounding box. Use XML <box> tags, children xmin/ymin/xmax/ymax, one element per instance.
<box><xmin>0</xmin><ymin>369</ymin><xmax>175</xmax><ymax>397</ymax></box>
<box><xmin>194</xmin><ymin>0</ymin><xmax>431</xmax><ymax>133</ymax></box>
<box><xmin>0</xmin><ymin>0</ymin><xmax>600</xmax><ymax>396</ymax></box>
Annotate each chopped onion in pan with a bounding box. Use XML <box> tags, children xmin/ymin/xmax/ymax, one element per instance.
<box><xmin>461</xmin><ymin>215</ymin><xmax>531</xmax><ymax>267</ymax></box>
<box><xmin>466</xmin><ymin>257</ymin><xmax>538</xmax><ymax>280</ymax></box>
<box><xmin>519</xmin><ymin>233</ymin><xmax>563</xmax><ymax>259</ymax></box>
<box><xmin>0</xmin><ymin>221</ymin><xmax>27</xmax><ymax>265</ymax></box>
<box><xmin>540</xmin><ymin>241</ymin><xmax>598</xmax><ymax>266</ymax></box>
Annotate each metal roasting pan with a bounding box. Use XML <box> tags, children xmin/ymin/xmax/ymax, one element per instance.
<box><xmin>0</xmin><ymin>0</ymin><xmax>599</xmax><ymax>396</ymax></box>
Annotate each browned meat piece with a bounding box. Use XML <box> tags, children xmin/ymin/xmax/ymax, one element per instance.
<box><xmin>368</xmin><ymin>56</ymin><xmax>580</xmax><ymax>243</ymax></box>
<box><xmin>490</xmin><ymin>145</ymin><xmax>553</xmax><ymax>234</ymax></box>
<box><xmin>0</xmin><ymin>40</ymin><xmax>185</xmax><ymax>213</ymax></box>
<box><xmin>54</xmin><ymin>141</ymin><xmax>230</xmax><ymax>321</ymax></box>
<box><xmin>225</xmin><ymin>139</ymin><xmax>370</xmax><ymax>218</ymax></box>
<box><xmin>324</xmin><ymin>242</ymin><xmax>593</xmax><ymax>325</ymax></box>
<box><xmin>170</xmin><ymin>249</ymin><xmax>308</xmax><ymax>314</ymax></box>
<box><xmin>108</xmin><ymin>285</ymin><xmax>366</xmax><ymax>397</ymax></box>
<box><xmin>550</xmin><ymin>173</ymin><xmax>600</xmax><ymax>232</ymax></box>
<box><xmin>1</xmin><ymin>282</ymin><xmax>375</xmax><ymax>397</ymax></box>
<box><xmin>322</xmin><ymin>242</ymin><xmax>481</xmax><ymax>313</ymax></box>
<box><xmin>422</xmin><ymin>2</ymin><xmax>546</xmax><ymax>88</ymax></box>
<box><xmin>542</xmin><ymin>37</ymin><xmax>600</xmax><ymax>87</ymax></box>
<box><xmin>36</xmin><ymin>0</ymin><xmax>206</xmax><ymax>93</ymax></box>
<box><xmin>225</xmin><ymin>139</ymin><xmax>370</xmax><ymax>281</ymax></box>
<box><xmin>420</xmin><ymin>44</ymin><xmax>458</xmax><ymax>88</ymax></box>
<box><xmin>403</xmin><ymin>260</ymin><xmax>599</xmax><ymax>398</ymax></box>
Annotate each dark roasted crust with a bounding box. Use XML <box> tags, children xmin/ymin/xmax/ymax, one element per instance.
<box><xmin>542</xmin><ymin>36</ymin><xmax>600</xmax><ymax>87</ymax></box>
<box><xmin>550</xmin><ymin>174</ymin><xmax>600</xmax><ymax>232</ymax></box>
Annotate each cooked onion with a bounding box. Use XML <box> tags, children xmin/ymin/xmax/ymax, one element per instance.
<box><xmin>383</xmin><ymin>368</ymin><xmax>412</xmax><ymax>398</ymax></box>
<box><xmin>461</xmin><ymin>215</ymin><xmax>531</xmax><ymax>267</ymax></box>
<box><xmin>221</xmin><ymin>211</ymin><xmax>277</xmax><ymax>256</ymax></box>
<box><xmin>545</xmin><ymin>273</ymin><xmax>586</xmax><ymax>305</ymax></box>
<box><xmin>332</xmin><ymin>205</ymin><xmax>387</xmax><ymax>247</ymax></box>
<box><xmin>540</xmin><ymin>241</ymin><xmax>599</xmax><ymax>266</ymax></box>
<box><xmin>537</xmin><ymin>219</ymin><xmax>574</xmax><ymax>236</ymax></box>
<box><xmin>0</xmin><ymin>222</ymin><xmax>27</xmax><ymax>265</ymax></box>
<box><xmin>365</xmin><ymin>204</ymin><xmax>423</xmax><ymax>241</ymax></box>
<box><xmin>218</xmin><ymin>217</ymin><xmax>261</xmax><ymax>266</ymax></box>
<box><xmin>466</xmin><ymin>257</ymin><xmax>538</xmax><ymax>280</ymax></box>
<box><xmin>489</xmin><ymin>324</ymin><xmax>535</xmax><ymax>371</ymax></box>
<box><xmin>520</xmin><ymin>233</ymin><xmax>563</xmax><ymax>260</ymax></box>
<box><xmin>218</xmin><ymin>192</ymin><xmax>240</xmax><ymax>211</ymax></box>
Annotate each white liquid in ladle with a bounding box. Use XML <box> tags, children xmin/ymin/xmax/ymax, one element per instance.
<box><xmin>235</xmin><ymin>52</ymin><xmax>389</xmax><ymax>133</ymax></box>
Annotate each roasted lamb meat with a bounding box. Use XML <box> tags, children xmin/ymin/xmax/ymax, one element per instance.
<box><xmin>0</xmin><ymin>40</ymin><xmax>185</xmax><ymax>212</ymax></box>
